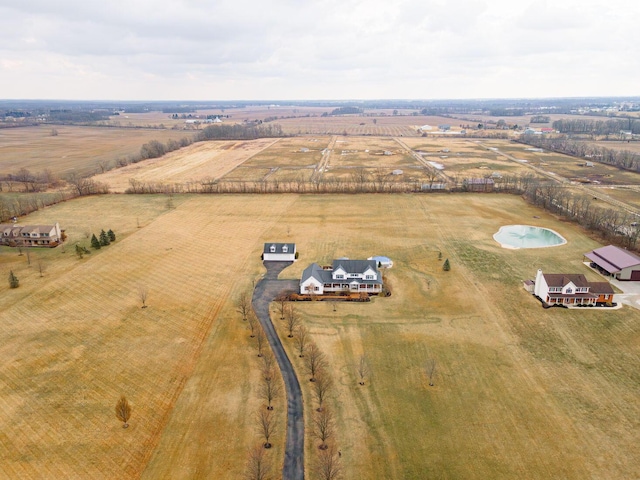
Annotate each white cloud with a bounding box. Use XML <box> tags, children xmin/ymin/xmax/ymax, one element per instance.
<box><xmin>0</xmin><ymin>0</ymin><xmax>638</xmax><ymax>99</ymax></box>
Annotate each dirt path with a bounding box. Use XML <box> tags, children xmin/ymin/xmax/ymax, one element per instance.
<box><xmin>252</xmin><ymin>262</ymin><xmax>304</xmax><ymax>480</ymax></box>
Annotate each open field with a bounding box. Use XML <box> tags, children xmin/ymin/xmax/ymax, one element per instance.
<box><xmin>0</xmin><ymin>126</ymin><xmax>193</xmax><ymax>178</ymax></box>
<box><xmin>586</xmin><ymin>140</ymin><xmax>640</xmax><ymax>154</ymax></box>
<box><xmin>275</xmin><ymin>115</ymin><xmax>462</xmax><ymax>137</ymax></box>
<box><xmin>92</xmin><ymin>138</ymin><xmax>280</xmax><ymax>192</ymax></box>
<box><xmin>1</xmin><ymin>193</ymin><xmax>638</xmax><ymax>479</ymax></box>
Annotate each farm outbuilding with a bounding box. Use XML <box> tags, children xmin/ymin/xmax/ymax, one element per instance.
<box><xmin>584</xmin><ymin>245</ymin><xmax>640</xmax><ymax>281</ymax></box>
<box><xmin>263</xmin><ymin>243</ymin><xmax>297</xmax><ymax>262</ymax></box>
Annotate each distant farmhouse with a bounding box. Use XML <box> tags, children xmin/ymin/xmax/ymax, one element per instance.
<box><xmin>585</xmin><ymin>245</ymin><xmax>640</xmax><ymax>281</ymax></box>
<box><xmin>300</xmin><ymin>259</ymin><xmax>382</xmax><ymax>295</ymax></box>
<box><xmin>531</xmin><ymin>269</ymin><xmax>615</xmax><ymax>306</ymax></box>
<box><xmin>263</xmin><ymin>243</ymin><xmax>297</xmax><ymax>262</ymax></box>
<box><xmin>0</xmin><ymin>223</ymin><xmax>62</xmax><ymax>247</ymax></box>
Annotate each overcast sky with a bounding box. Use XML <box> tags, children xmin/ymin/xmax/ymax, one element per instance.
<box><xmin>0</xmin><ymin>0</ymin><xmax>638</xmax><ymax>101</ymax></box>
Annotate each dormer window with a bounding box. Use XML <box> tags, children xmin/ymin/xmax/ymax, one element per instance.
<box><xmin>282</xmin><ymin>245</ymin><xmax>288</xmax><ymax>253</ymax></box>
<box><xmin>270</xmin><ymin>245</ymin><xmax>276</xmax><ymax>253</ymax></box>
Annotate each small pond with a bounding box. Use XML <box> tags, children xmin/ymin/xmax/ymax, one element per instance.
<box><xmin>493</xmin><ymin>225</ymin><xmax>566</xmax><ymax>249</ymax></box>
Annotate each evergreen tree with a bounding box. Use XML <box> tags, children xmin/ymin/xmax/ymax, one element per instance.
<box><xmin>107</xmin><ymin>229</ymin><xmax>116</xmax><ymax>242</ymax></box>
<box><xmin>99</xmin><ymin>229</ymin><xmax>110</xmax><ymax>246</ymax></box>
<box><xmin>443</xmin><ymin>258</ymin><xmax>451</xmax><ymax>271</ymax></box>
<box><xmin>8</xmin><ymin>270</ymin><xmax>19</xmax><ymax>288</ymax></box>
<box><xmin>75</xmin><ymin>244</ymin><xmax>84</xmax><ymax>259</ymax></box>
<box><xmin>91</xmin><ymin>234</ymin><xmax>101</xmax><ymax>249</ymax></box>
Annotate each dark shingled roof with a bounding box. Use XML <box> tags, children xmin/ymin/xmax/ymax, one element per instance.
<box><xmin>543</xmin><ymin>273</ymin><xmax>590</xmax><ymax>288</ymax></box>
<box><xmin>264</xmin><ymin>243</ymin><xmax>296</xmax><ymax>254</ymax></box>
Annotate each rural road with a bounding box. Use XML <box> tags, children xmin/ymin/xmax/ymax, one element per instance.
<box><xmin>252</xmin><ymin>262</ymin><xmax>304</xmax><ymax>480</ymax></box>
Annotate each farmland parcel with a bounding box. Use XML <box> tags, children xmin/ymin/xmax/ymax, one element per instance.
<box><xmin>0</xmin><ymin>193</ymin><xmax>638</xmax><ymax>479</ymax></box>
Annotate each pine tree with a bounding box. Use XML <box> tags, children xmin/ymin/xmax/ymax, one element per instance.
<box><xmin>107</xmin><ymin>229</ymin><xmax>116</xmax><ymax>242</ymax></box>
<box><xmin>75</xmin><ymin>244</ymin><xmax>84</xmax><ymax>259</ymax></box>
<box><xmin>99</xmin><ymin>229</ymin><xmax>110</xmax><ymax>246</ymax></box>
<box><xmin>443</xmin><ymin>258</ymin><xmax>451</xmax><ymax>271</ymax></box>
<box><xmin>8</xmin><ymin>270</ymin><xmax>19</xmax><ymax>288</ymax></box>
<box><xmin>91</xmin><ymin>234</ymin><xmax>101</xmax><ymax>249</ymax></box>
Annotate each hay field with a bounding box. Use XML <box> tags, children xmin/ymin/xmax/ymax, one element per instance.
<box><xmin>0</xmin><ymin>194</ymin><xmax>296</xmax><ymax>479</ymax></box>
<box><xmin>261</xmin><ymin>194</ymin><xmax>639</xmax><ymax>480</ymax></box>
<box><xmin>0</xmin><ymin>126</ymin><xmax>192</xmax><ymax>178</ymax></box>
<box><xmin>93</xmin><ymin>138</ymin><xmax>280</xmax><ymax>192</ymax></box>
<box><xmin>275</xmin><ymin>115</ymin><xmax>460</xmax><ymax>136</ymax></box>
<box><xmin>494</xmin><ymin>142</ymin><xmax>640</xmax><ymax>185</ymax></box>
<box><xmin>1</xmin><ymin>194</ymin><xmax>638</xmax><ymax>479</ymax></box>
<box><xmin>400</xmin><ymin>138</ymin><xmax>538</xmax><ymax>180</ymax></box>
<box><xmin>586</xmin><ymin>140</ymin><xmax>640</xmax><ymax>154</ymax></box>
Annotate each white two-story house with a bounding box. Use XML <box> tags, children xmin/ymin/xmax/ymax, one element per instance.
<box><xmin>0</xmin><ymin>223</ymin><xmax>62</xmax><ymax>247</ymax></box>
<box><xmin>300</xmin><ymin>259</ymin><xmax>383</xmax><ymax>295</ymax></box>
<box><xmin>533</xmin><ymin>269</ymin><xmax>615</xmax><ymax>306</ymax></box>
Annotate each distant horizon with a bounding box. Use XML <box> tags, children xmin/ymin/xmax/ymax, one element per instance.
<box><xmin>1</xmin><ymin>95</ymin><xmax>639</xmax><ymax>105</ymax></box>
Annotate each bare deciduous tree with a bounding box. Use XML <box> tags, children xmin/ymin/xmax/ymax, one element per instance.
<box><xmin>138</xmin><ymin>285</ymin><xmax>148</xmax><ymax>308</ymax></box>
<box><xmin>115</xmin><ymin>395</ymin><xmax>132</xmax><ymax>428</ymax></box>
<box><xmin>277</xmin><ymin>296</ymin><xmax>287</xmax><ymax>320</ymax></box>
<box><xmin>37</xmin><ymin>258</ymin><xmax>46</xmax><ymax>277</ymax></box>
<box><xmin>255</xmin><ymin>327</ymin><xmax>266</xmax><ymax>357</ymax></box>
<box><xmin>245</xmin><ymin>444</ymin><xmax>271</xmax><ymax>480</ymax></box>
<box><xmin>256</xmin><ymin>409</ymin><xmax>277</xmax><ymax>449</ymax></box>
<box><xmin>260</xmin><ymin>372</ymin><xmax>282</xmax><ymax>411</ymax></box>
<box><xmin>294</xmin><ymin>324</ymin><xmax>308</xmax><ymax>357</ymax></box>
<box><xmin>313</xmin><ymin>368</ymin><xmax>333</xmax><ymax>411</ymax></box>
<box><xmin>426</xmin><ymin>358</ymin><xmax>437</xmax><ymax>387</ymax></box>
<box><xmin>357</xmin><ymin>355</ymin><xmax>369</xmax><ymax>385</ymax></box>
<box><xmin>247</xmin><ymin>312</ymin><xmax>258</xmax><ymax>338</ymax></box>
<box><xmin>284</xmin><ymin>305</ymin><xmax>300</xmax><ymax>338</ymax></box>
<box><xmin>305</xmin><ymin>343</ymin><xmax>327</xmax><ymax>382</ymax></box>
<box><xmin>315</xmin><ymin>444</ymin><xmax>342</xmax><ymax>480</ymax></box>
<box><xmin>313</xmin><ymin>407</ymin><xmax>335</xmax><ymax>450</ymax></box>
<box><xmin>261</xmin><ymin>352</ymin><xmax>275</xmax><ymax>380</ymax></box>
<box><xmin>237</xmin><ymin>293</ymin><xmax>251</xmax><ymax>321</ymax></box>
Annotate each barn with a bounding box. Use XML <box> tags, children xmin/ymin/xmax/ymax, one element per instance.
<box><xmin>584</xmin><ymin>245</ymin><xmax>640</xmax><ymax>281</ymax></box>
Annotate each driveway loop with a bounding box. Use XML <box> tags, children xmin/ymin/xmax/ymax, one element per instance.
<box><xmin>252</xmin><ymin>261</ymin><xmax>304</xmax><ymax>480</ymax></box>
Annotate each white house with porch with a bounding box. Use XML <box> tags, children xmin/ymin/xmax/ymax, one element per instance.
<box><xmin>300</xmin><ymin>259</ymin><xmax>383</xmax><ymax>295</ymax></box>
<box><xmin>263</xmin><ymin>243</ymin><xmax>297</xmax><ymax>262</ymax></box>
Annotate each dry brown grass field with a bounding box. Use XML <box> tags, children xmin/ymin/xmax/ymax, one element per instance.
<box><xmin>0</xmin><ymin>126</ymin><xmax>192</xmax><ymax>178</ymax></box>
<box><xmin>275</xmin><ymin>115</ymin><xmax>461</xmax><ymax>136</ymax></box>
<box><xmin>494</xmin><ymin>142</ymin><xmax>640</xmax><ymax>185</ymax></box>
<box><xmin>1</xmin><ymin>193</ymin><xmax>638</xmax><ymax>479</ymax></box>
<box><xmin>586</xmin><ymin>140</ymin><xmax>640</xmax><ymax>154</ymax></box>
<box><xmin>92</xmin><ymin>138</ymin><xmax>280</xmax><ymax>192</ymax></box>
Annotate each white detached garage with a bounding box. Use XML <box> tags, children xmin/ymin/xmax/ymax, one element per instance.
<box><xmin>263</xmin><ymin>243</ymin><xmax>297</xmax><ymax>262</ymax></box>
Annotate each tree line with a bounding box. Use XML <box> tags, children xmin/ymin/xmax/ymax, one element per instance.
<box><xmin>552</xmin><ymin>118</ymin><xmax>640</xmax><ymax>135</ymax></box>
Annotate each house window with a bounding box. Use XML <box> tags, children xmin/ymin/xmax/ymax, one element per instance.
<box><xmin>365</xmin><ymin>275</ymin><xmax>374</xmax><ymax>280</ymax></box>
<box><xmin>282</xmin><ymin>245</ymin><xmax>288</xmax><ymax>253</ymax></box>
<box><xmin>270</xmin><ymin>245</ymin><xmax>276</xmax><ymax>253</ymax></box>
<box><xmin>314</xmin><ymin>286</ymin><xmax>319</xmax><ymax>291</ymax></box>
<box><xmin>566</xmin><ymin>288</ymin><xmax>573</xmax><ymax>294</ymax></box>
<box><xmin>335</xmin><ymin>274</ymin><xmax>344</xmax><ymax>279</ymax></box>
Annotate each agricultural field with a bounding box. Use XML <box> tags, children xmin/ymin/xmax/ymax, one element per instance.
<box><xmin>92</xmin><ymin>138</ymin><xmax>280</xmax><ymax>192</ymax></box>
<box><xmin>492</xmin><ymin>141</ymin><xmax>640</xmax><ymax>185</ymax></box>
<box><xmin>1</xmin><ymin>193</ymin><xmax>638</xmax><ymax>479</ymax></box>
<box><xmin>586</xmin><ymin>140</ymin><xmax>640</xmax><ymax>154</ymax></box>
<box><xmin>0</xmin><ymin>125</ymin><xmax>193</xmax><ymax>178</ymax></box>
<box><xmin>275</xmin><ymin>115</ymin><xmax>462</xmax><ymax>137</ymax></box>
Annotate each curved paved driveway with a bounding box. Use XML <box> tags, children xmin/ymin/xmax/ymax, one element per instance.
<box><xmin>252</xmin><ymin>262</ymin><xmax>304</xmax><ymax>480</ymax></box>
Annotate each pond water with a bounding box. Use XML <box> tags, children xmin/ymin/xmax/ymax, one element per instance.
<box><xmin>493</xmin><ymin>225</ymin><xmax>566</xmax><ymax>249</ymax></box>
